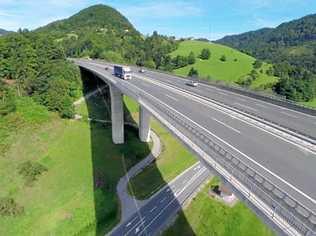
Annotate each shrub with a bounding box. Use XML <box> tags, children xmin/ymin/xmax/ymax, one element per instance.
<box><xmin>188</xmin><ymin>67</ymin><xmax>199</xmax><ymax>78</ymax></box>
<box><xmin>0</xmin><ymin>197</ymin><xmax>24</xmax><ymax>216</ymax></box>
<box><xmin>199</xmin><ymin>48</ymin><xmax>211</xmax><ymax>60</ymax></box>
<box><xmin>253</xmin><ymin>59</ymin><xmax>263</xmax><ymax>69</ymax></box>
<box><xmin>18</xmin><ymin>161</ymin><xmax>48</xmax><ymax>185</ymax></box>
<box><xmin>188</xmin><ymin>51</ymin><xmax>196</xmax><ymax>64</ymax></box>
<box><xmin>220</xmin><ymin>55</ymin><xmax>226</xmax><ymax>62</ymax></box>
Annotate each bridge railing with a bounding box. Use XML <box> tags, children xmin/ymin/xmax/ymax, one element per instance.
<box><xmin>144</xmin><ymin>66</ymin><xmax>316</xmax><ymax>116</ymax></box>
<box><xmin>79</xmin><ymin>62</ymin><xmax>316</xmax><ymax>235</ymax></box>
<box><xmin>140</xmin><ymin>92</ymin><xmax>316</xmax><ymax>236</ymax></box>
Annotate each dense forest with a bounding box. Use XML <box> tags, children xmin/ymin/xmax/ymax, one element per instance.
<box><xmin>217</xmin><ymin>14</ymin><xmax>316</xmax><ymax>102</ymax></box>
<box><xmin>1</xmin><ymin>3</ymin><xmax>315</xmax><ymax>120</ymax></box>
<box><xmin>0</xmin><ymin>29</ymin><xmax>12</xmax><ymax>36</ymax></box>
<box><xmin>0</xmin><ymin>30</ymin><xmax>81</xmax><ymax>118</ymax></box>
<box><xmin>0</xmin><ymin>5</ymin><xmax>179</xmax><ymax>121</ymax></box>
<box><xmin>36</xmin><ymin>5</ymin><xmax>178</xmax><ymax>69</ymax></box>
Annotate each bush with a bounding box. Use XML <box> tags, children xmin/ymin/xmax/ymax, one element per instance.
<box><xmin>253</xmin><ymin>60</ymin><xmax>263</xmax><ymax>69</ymax></box>
<box><xmin>199</xmin><ymin>48</ymin><xmax>211</xmax><ymax>60</ymax></box>
<box><xmin>0</xmin><ymin>197</ymin><xmax>24</xmax><ymax>216</ymax></box>
<box><xmin>188</xmin><ymin>67</ymin><xmax>199</xmax><ymax>78</ymax></box>
<box><xmin>188</xmin><ymin>51</ymin><xmax>196</xmax><ymax>64</ymax></box>
<box><xmin>18</xmin><ymin>161</ymin><xmax>48</xmax><ymax>185</ymax></box>
<box><xmin>220</xmin><ymin>55</ymin><xmax>226</xmax><ymax>62</ymax></box>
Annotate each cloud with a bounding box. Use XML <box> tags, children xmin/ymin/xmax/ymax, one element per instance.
<box><xmin>120</xmin><ymin>1</ymin><xmax>202</xmax><ymax>19</ymax></box>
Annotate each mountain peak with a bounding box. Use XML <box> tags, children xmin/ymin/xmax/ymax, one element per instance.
<box><xmin>36</xmin><ymin>4</ymin><xmax>137</xmax><ymax>35</ymax></box>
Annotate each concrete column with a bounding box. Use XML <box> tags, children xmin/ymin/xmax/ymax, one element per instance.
<box><xmin>110</xmin><ymin>85</ymin><xmax>124</xmax><ymax>144</ymax></box>
<box><xmin>139</xmin><ymin>106</ymin><xmax>151</xmax><ymax>142</ymax></box>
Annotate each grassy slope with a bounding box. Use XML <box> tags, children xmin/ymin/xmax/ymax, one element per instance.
<box><xmin>164</xmin><ymin>178</ymin><xmax>274</xmax><ymax>236</ymax></box>
<box><xmin>171</xmin><ymin>40</ymin><xmax>278</xmax><ymax>89</ymax></box>
<box><xmin>124</xmin><ymin>96</ymin><xmax>197</xmax><ymax>199</ymax></box>
<box><xmin>300</xmin><ymin>98</ymin><xmax>316</xmax><ymax>108</ymax></box>
<box><xmin>0</xmin><ymin>95</ymin><xmax>151</xmax><ymax>235</ymax></box>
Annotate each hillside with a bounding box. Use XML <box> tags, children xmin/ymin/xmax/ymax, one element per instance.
<box><xmin>217</xmin><ymin>14</ymin><xmax>316</xmax><ymax>74</ymax></box>
<box><xmin>217</xmin><ymin>14</ymin><xmax>316</xmax><ymax>104</ymax></box>
<box><xmin>0</xmin><ymin>29</ymin><xmax>12</xmax><ymax>36</ymax></box>
<box><xmin>170</xmin><ymin>40</ymin><xmax>278</xmax><ymax>90</ymax></box>
<box><xmin>36</xmin><ymin>5</ymin><xmax>143</xmax><ymax>63</ymax></box>
<box><xmin>36</xmin><ymin>4</ymin><xmax>177</xmax><ymax>68</ymax></box>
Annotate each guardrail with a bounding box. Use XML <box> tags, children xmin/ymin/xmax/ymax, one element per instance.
<box><xmin>141</xmin><ymin>92</ymin><xmax>316</xmax><ymax>236</ymax></box>
<box><xmin>145</xmin><ymin>67</ymin><xmax>316</xmax><ymax>116</ymax></box>
<box><xmin>79</xmin><ymin>62</ymin><xmax>316</xmax><ymax>235</ymax></box>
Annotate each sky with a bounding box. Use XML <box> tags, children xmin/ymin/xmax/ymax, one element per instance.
<box><xmin>0</xmin><ymin>0</ymin><xmax>316</xmax><ymax>40</ymax></box>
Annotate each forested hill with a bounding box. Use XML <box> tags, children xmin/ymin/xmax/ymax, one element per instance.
<box><xmin>216</xmin><ymin>14</ymin><xmax>316</xmax><ymax>73</ymax></box>
<box><xmin>36</xmin><ymin>4</ymin><xmax>138</xmax><ymax>35</ymax></box>
<box><xmin>217</xmin><ymin>14</ymin><xmax>316</xmax><ymax>103</ymax></box>
<box><xmin>35</xmin><ymin>4</ymin><xmax>177</xmax><ymax>68</ymax></box>
<box><xmin>0</xmin><ymin>29</ymin><xmax>12</xmax><ymax>36</ymax></box>
<box><xmin>35</xmin><ymin>5</ymin><xmax>143</xmax><ymax>62</ymax></box>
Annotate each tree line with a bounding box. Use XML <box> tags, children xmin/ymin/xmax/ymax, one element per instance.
<box><xmin>0</xmin><ymin>30</ymin><xmax>81</xmax><ymax>118</ymax></box>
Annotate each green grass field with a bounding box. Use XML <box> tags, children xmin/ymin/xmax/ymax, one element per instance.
<box><xmin>123</xmin><ymin>96</ymin><xmax>198</xmax><ymax>200</ymax></box>
<box><xmin>171</xmin><ymin>40</ymin><xmax>278</xmax><ymax>90</ymax></box>
<box><xmin>0</xmin><ymin>94</ymin><xmax>151</xmax><ymax>235</ymax></box>
<box><xmin>300</xmin><ymin>98</ymin><xmax>316</xmax><ymax>108</ymax></box>
<box><xmin>164</xmin><ymin>178</ymin><xmax>275</xmax><ymax>236</ymax></box>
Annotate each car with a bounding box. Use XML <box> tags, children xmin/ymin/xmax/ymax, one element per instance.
<box><xmin>139</xmin><ymin>68</ymin><xmax>145</xmax><ymax>73</ymax></box>
<box><xmin>186</xmin><ymin>80</ymin><xmax>198</xmax><ymax>87</ymax></box>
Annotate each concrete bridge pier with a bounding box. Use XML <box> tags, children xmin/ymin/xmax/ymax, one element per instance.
<box><xmin>139</xmin><ymin>106</ymin><xmax>151</xmax><ymax>142</ymax></box>
<box><xmin>110</xmin><ymin>85</ymin><xmax>124</xmax><ymax>144</ymax></box>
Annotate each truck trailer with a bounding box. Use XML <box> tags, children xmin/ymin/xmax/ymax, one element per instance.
<box><xmin>114</xmin><ymin>65</ymin><xmax>132</xmax><ymax>80</ymax></box>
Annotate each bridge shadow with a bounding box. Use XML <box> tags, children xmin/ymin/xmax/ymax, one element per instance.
<box><xmin>79</xmin><ymin>68</ymin><xmax>195</xmax><ymax>235</ymax></box>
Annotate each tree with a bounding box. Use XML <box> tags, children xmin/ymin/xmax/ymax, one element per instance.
<box><xmin>188</xmin><ymin>51</ymin><xmax>196</xmax><ymax>64</ymax></box>
<box><xmin>188</xmin><ymin>67</ymin><xmax>199</xmax><ymax>78</ymax></box>
<box><xmin>0</xmin><ymin>83</ymin><xmax>16</xmax><ymax>116</ymax></box>
<box><xmin>253</xmin><ymin>60</ymin><xmax>263</xmax><ymax>69</ymax></box>
<box><xmin>199</xmin><ymin>48</ymin><xmax>211</xmax><ymax>60</ymax></box>
<box><xmin>249</xmin><ymin>69</ymin><xmax>259</xmax><ymax>80</ymax></box>
<box><xmin>220</xmin><ymin>55</ymin><xmax>226</xmax><ymax>62</ymax></box>
<box><xmin>172</xmin><ymin>55</ymin><xmax>188</xmax><ymax>69</ymax></box>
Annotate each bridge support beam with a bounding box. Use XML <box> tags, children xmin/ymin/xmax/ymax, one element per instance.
<box><xmin>110</xmin><ymin>85</ymin><xmax>124</xmax><ymax>144</ymax></box>
<box><xmin>139</xmin><ymin>106</ymin><xmax>151</xmax><ymax>142</ymax></box>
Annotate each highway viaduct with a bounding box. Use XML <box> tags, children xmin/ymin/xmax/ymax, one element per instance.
<box><xmin>76</xmin><ymin>59</ymin><xmax>316</xmax><ymax>236</ymax></box>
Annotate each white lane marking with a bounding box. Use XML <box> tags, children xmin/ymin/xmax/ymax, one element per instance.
<box><xmin>124</xmin><ymin>167</ymin><xmax>206</xmax><ymax>235</ymax></box>
<box><xmin>126</xmin><ymin>80</ymin><xmax>316</xmax><ymax>206</ymax></box>
<box><xmin>126</xmin><ymin>217</ymin><xmax>138</xmax><ymax>227</ymax></box>
<box><xmin>237</xmin><ymin>97</ymin><xmax>248</xmax><ymax>102</ymax></box>
<box><xmin>174</xmin><ymin>190</ymin><xmax>181</xmax><ymax>196</ymax></box>
<box><xmin>212</xmin><ymin>118</ymin><xmax>241</xmax><ymax>134</ymax></box>
<box><xmin>144</xmin><ymin>162</ymin><xmax>201</xmax><ymax>201</ymax></box>
<box><xmin>150</xmin><ymin>206</ymin><xmax>157</xmax><ymax>212</ymax></box>
<box><xmin>280</xmin><ymin>111</ymin><xmax>299</xmax><ymax>119</ymax></box>
<box><xmin>199</xmin><ymin>82</ymin><xmax>316</xmax><ymax>119</ymax></box>
<box><xmin>256</xmin><ymin>103</ymin><xmax>268</xmax><ymax>108</ymax></box>
<box><xmin>136</xmin><ymin>75</ymin><xmax>316</xmax><ymax>154</ymax></box>
<box><xmin>217</xmin><ymin>91</ymin><xmax>228</xmax><ymax>96</ymax></box>
<box><xmin>160</xmin><ymin>197</ymin><xmax>167</xmax><ymax>203</ymax></box>
<box><xmin>140</xmin><ymin>98</ymin><xmax>304</xmax><ymax>236</ymax></box>
<box><xmin>166</xmin><ymin>94</ymin><xmax>178</xmax><ymax>102</ymax></box>
<box><xmin>193</xmin><ymin>165</ymin><xmax>200</xmax><ymax>171</ymax></box>
<box><xmin>121</xmin><ymin>64</ymin><xmax>314</xmax><ymax>119</ymax></box>
<box><xmin>234</xmin><ymin>102</ymin><xmax>258</xmax><ymax>112</ymax></box>
<box><xmin>137</xmin><ymin>168</ymin><xmax>208</xmax><ymax>235</ymax></box>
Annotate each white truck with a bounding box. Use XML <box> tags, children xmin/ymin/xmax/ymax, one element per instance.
<box><xmin>114</xmin><ymin>65</ymin><xmax>132</xmax><ymax>80</ymax></box>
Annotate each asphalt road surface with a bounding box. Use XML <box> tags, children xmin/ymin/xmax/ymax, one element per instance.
<box><xmin>77</xmin><ymin>60</ymin><xmax>316</xmax><ymax>217</ymax></box>
<box><xmin>110</xmin><ymin>163</ymin><xmax>210</xmax><ymax>236</ymax></box>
